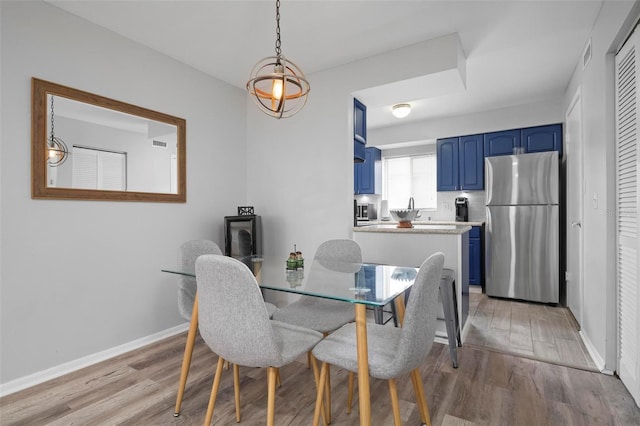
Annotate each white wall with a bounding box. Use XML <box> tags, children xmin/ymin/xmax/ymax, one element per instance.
<box><xmin>0</xmin><ymin>1</ymin><xmax>247</xmax><ymax>388</ymax></box>
<box><xmin>562</xmin><ymin>0</ymin><xmax>638</xmax><ymax>371</ymax></box>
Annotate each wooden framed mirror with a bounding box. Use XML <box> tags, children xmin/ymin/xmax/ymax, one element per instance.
<box><xmin>32</xmin><ymin>78</ymin><xmax>186</xmax><ymax>202</ymax></box>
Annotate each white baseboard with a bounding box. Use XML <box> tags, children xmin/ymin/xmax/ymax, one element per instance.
<box><xmin>579</xmin><ymin>330</ymin><xmax>606</xmax><ymax>372</ymax></box>
<box><xmin>0</xmin><ymin>323</ymin><xmax>189</xmax><ymax>397</ymax></box>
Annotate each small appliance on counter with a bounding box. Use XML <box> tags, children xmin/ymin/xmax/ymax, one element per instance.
<box><xmin>455</xmin><ymin>197</ymin><xmax>469</xmax><ymax>222</ymax></box>
<box><xmin>356</xmin><ymin>203</ymin><xmax>377</xmax><ymax>221</ymax></box>
<box><xmin>379</xmin><ymin>200</ymin><xmax>391</xmax><ymax>221</ymax></box>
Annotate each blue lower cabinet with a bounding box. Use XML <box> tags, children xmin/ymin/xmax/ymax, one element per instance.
<box><xmin>469</xmin><ymin>226</ymin><xmax>482</xmax><ymax>286</ymax></box>
<box><xmin>521</xmin><ymin>124</ymin><xmax>563</xmax><ymax>157</ymax></box>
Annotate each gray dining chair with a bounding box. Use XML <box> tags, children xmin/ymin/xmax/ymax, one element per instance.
<box><xmin>195</xmin><ymin>255</ymin><xmax>324</xmax><ymax>426</ymax></box>
<box><xmin>177</xmin><ymin>240</ymin><xmax>222</xmax><ymax>321</ymax></box>
<box><xmin>311</xmin><ymin>252</ymin><xmax>445</xmax><ymax>426</ymax></box>
<box><xmin>271</xmin><ymin>238</ymin><xmax>361</xmax><ymax>421</ymax></box>
<box><xmin>177</xmin><ymin>239</ymin><xmax>276</xmax><ymax>319</ymax></box>
<box><xmin>272</xmin><ymin>239</ymin><xmax>360</xmax><ymax>333</ymax></box>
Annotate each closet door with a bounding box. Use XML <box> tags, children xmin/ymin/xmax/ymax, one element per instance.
<box><xmin>615</xmin><ymin>27</ymin><xmax>640</xmax><ymax>406</ymax></box>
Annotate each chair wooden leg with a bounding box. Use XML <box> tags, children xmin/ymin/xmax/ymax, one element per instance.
<box><xmin>276</xmin><ymin>369</ymin><xmax>282</xmax><ymax>388</ymax></box>
<box><xmin>388</xmin><ymin>378</ymin><xmax>402</xmax><ymax>426</ymax></box>
<box><xmin>312</xmin><ymin>362</ymin><xmax>329</xmax><ymax>426</ymax></box>
<box><xmin>325</xmin><ymin>364</ymin><xmax>332</xmax><ymax>424</ymax></box>
<box><xmin>310</xmin><ymin>354</ymin><xmax>328</xmax><ymax>426</ymax></box>
<box><xmin>233</xmin><ymin>363</ymin><xmax>241</xmax><ymax>422</ymax></box>
<box><xmin>174</xmin><ymin>294</ymin><xmax>199</xmax><ymax>417</ymax></box>
<box><xmin>347</xmin><ymin>371</ymin><xmax>355</xmax><ymax>414</ymax></box>
<box><xmin>410</xmin><ymin>369</ymin><xmax>431</xmax><ymax>426</ymax></box>
<box><xmin>266</xmin><ymin>367</ymin><xmax>277</xmax><ymax>426</ymax></box>
<box><xmin>204</xmin><ymin>357</ymin><xmax>225</xmax><ymax>426</ymax></box>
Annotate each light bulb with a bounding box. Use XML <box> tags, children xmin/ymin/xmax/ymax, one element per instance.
<box><xmin>272</xmin><ymin>78</ymin><xmax>283</xmax><ymax>100</ymax></box>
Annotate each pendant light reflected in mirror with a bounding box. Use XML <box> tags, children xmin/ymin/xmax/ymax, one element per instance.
<box><xmin>246</xmin><ymin>0</ymin><xmax>310</xmax><ymax>119</ymax></box>
<box><xmin>48</xmin><ymin>95</ymin><xmax>69</xmax><ymax>167</ymax></box>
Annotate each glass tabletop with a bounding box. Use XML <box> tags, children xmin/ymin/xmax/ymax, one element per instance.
<box><xmin>162</xmin><ymin>255</ymin><xmax>418</xmax><ymax>307</ymax></box>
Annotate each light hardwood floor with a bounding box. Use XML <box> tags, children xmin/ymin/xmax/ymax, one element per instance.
<box><xmin>1</xmin><ymin>330</ymin><xmax>638</xmax><ymax>425</ymax></box>
<box><xmin>465</xmin><ymin>288</ymin><xmax>597</xmax><ymax>371</ymax></box>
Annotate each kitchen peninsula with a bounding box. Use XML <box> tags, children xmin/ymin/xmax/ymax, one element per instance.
<box><xmin>353</xmin><ymin>222</ymin><xmax>471</xmax><ymax>341</ymax></box>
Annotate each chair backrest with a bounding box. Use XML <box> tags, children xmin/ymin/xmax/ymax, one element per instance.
<box><xmin>393</xmin><ymin>252</ymin><xmax>445</xmax><ymax>374</ymax></box>
<box><xmin>177</xmin><ymin>240</ymin><xmax>222</xmax><ymax>321</ymax></box>
<box><xmin>315</xmin><ymin>239</ymin><xmax>362</xmax><ymax>263</ymax></box>
<box><xmin>196</xmin><ymin>255</ymin><xmax>283</xmax><ymax>368</ymax></box>
<box><xmin>309</xmin><ymin>239</ymin><xmax>363</xmax><ymax>284</ymax></box>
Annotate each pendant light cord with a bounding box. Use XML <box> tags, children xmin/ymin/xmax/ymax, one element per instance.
<box><xmin>275</xmin><ymin>0</ymin><xmax>281</xmax><ymax>57</ymax></box>
<box><xmin>50</xmin><ymin>96</ymin><xmax>56</xmax><ymax>144</ymax></box>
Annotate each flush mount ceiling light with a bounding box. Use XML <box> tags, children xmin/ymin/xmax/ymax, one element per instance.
<box><xmin>392</xmin><ymin>103</ymin><xmax>412</xmax><ymax>118</ymax></box>
<box><xmin>48</xmin><ymin>95</ymin><xmax>69</xmax><ymax>167</ymax></box>
<box><xmin>246</xmin><ymin>0</ymin><xmax>310</xmax><ymax>119</ymax></box>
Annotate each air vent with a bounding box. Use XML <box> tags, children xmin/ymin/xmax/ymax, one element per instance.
<box><xmin>152</xmin><ymin>140</ymin><xmax>168</xmax><ymax>149</ymax></box>
<box><xmin>583</xmin><ymin>38</ymin><xmax>592</xmax><ymax>70</ymax></box>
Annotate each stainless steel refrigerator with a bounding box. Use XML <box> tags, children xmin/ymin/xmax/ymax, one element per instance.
<box><xmin>485</xmin><ymin>151</ymin><xmax>559</xmax><ymax>303</ymax></box>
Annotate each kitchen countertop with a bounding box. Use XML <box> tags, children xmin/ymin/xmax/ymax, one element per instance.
<box><xmin>357</xmin><ymin>219</ymin><xmax>484</xmax><ymax>226</ymax></box>
<box><xmin>353</xmin><ymin>223</ymin><xmax>472</xmax><ymax>235</ymax></box>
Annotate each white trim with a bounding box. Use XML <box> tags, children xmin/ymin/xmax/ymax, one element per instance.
<box><xmin>0</xmin><ymin>324</ymin><xmax>189</xmax><ymax>397</ymax></box>
<box><xmin>579</xmin><ymin>329</ymin><xmax>606</xmax><ymax>372</ymax></box>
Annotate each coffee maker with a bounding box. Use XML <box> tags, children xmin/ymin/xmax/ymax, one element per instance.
<box><xmin>455</xmin><ymin>197</ymin><xmax>469</xmax><ymax>222</ymax></box>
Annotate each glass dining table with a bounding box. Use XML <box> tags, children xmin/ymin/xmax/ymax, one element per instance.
<box><xmin>162</xmin><ymin>255</ymin><xmax>420</xmax><ymax>426</ymax></box>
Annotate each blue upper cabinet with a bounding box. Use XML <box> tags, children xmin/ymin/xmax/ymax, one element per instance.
<box><xmin>459</xmin><ymin>134</ymin><xmax>484</xmax><ymax>190</ymax></box>
<box><xmin>484</xmin><ymin>129</ymin><xmax>521</xmax><ymax>156</ymax></box>
<box><xmin>354</xmin><ymin>140</ymin><xmax>366</xmax><ymax>163</ymax></box>
<box><xmin>484</xmin><ymin>125</ymin><xmax>562</xmax><ymax>157</ymax></box>
<box><xmin>354</xmin><ymin>98</ymin><xmax>367</xmax><ymax>144</ymax></box>
<box><xmin>437</xmin><ymin>135</ymin><xmax>483</xmax><ymax>191</ymax></box>
<box><xmin>437</xmin><ymin>137</ymin><xmax>459</xmax><ymax>191</ymax></box>
<box><xmin>521</xmin><ymin>124</ymin><xmax>563</xmax><ymax>157</ymax></box>
<box><xmin>353</xmin><ymin>98</ymin><xmax>367</xmax><ymax>162</ymax></box>
<box><xmin>355</xmin><ymin>147</ymin><xmax>381</xmax><ymax>194</ymax></box>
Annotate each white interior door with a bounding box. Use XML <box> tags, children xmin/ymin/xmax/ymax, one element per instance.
<box><xmin>565</xmin><ymin>89</ymin><xmax>584</xmax><ymax>326</ymax></box>
<box><xmin>615</xmin><ymin>27</ymin><xmax>640</xmax><ymax>406</ymax></box>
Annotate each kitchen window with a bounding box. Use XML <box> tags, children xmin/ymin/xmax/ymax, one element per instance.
<box><xmin>383</xmin><ymin>154</ymin><xmax>437</xmax><ymax>210</ymax></box>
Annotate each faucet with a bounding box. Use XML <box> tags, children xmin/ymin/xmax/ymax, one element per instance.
<box><xmin>408</xmin><ymin>197</ymin><xmax>414</xmax><ymax>210</ymax></box>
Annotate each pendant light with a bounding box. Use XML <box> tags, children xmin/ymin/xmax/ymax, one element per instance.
<box><xmin>246</xmin><ymin>0</ymin><xmax>310</xmax><ymax>119</ymax></box>
<box><xmin>48</xmin><ymin>95</ymin><xmax>69</xmax><ymax>166</ymax></box>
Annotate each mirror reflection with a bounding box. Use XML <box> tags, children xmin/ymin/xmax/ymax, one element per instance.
<box><xmin>47</xmin><ymin>95</ymin><xmax>178</xmax><ymax>193</ymax></box>
<box><xmin>32</xmin><ymin>78</ymin><xmax>186</xmax><ymax>202</ymax></box>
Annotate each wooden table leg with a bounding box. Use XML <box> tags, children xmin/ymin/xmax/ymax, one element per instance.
<box><xmin>174</xmin><ymin>294</ymin><xmax>199</xmax><ymax>416</ymax></box>
<box><xmin>394</xmin><ymin>296</ymin><xmax>406</xmax><ymax>326</ymax></box>
<box><xmin>355</xmin><ymin>303</ymin><xmax>371</xmax><ymax>426</ymax></box>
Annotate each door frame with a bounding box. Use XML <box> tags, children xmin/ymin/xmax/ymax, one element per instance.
<box><xmin>565</xmin><ymin>87</ymin><xmax>585</xmax><ymax>327</ymax></box>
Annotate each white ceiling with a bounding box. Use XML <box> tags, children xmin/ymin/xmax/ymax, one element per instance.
<box><xmin>46</xmin><ymin>0</ymin><xmax>604</xmax><ymax>129</ymax></box>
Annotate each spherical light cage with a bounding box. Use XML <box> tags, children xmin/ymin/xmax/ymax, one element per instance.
<box><xmin>246</xmin><ymin>55</ymin><xmax>310</xmax><ymax>119</ymax></box>
<box><xmin>48</xmin><ymin>136</ymin><xmax>69</xmax><ymax>167</ymax></box>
